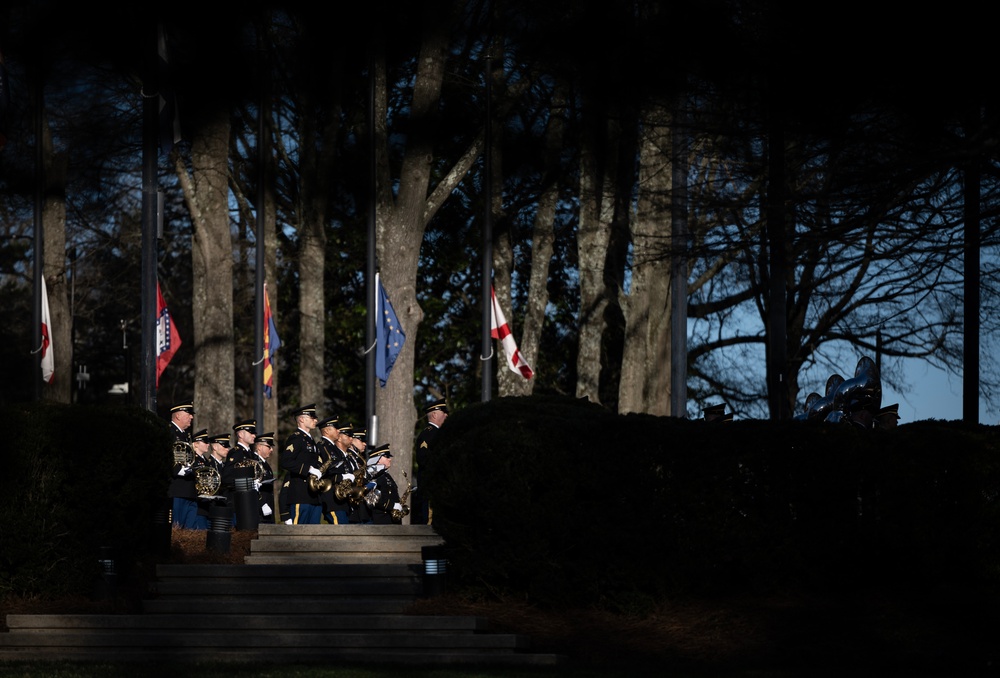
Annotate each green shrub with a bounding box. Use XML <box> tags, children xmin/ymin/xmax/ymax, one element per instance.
<box><xmin>427</xmin><ymin>395</ymin><xmax>1000</xmax><ymax>607</ymax></box>
<box><xmin>1</xmin><ymin>402</ymin><xmax>172</xmax><ymax>598</ymax></box>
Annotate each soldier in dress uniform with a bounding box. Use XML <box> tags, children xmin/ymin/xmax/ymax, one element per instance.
<box><xmin>316</xmin><ymin>416</ymin><xmax>357</xmax><ymax>525</ymax></box>
<box><xmin>279</xmin><ymin>404</ymin><xmax>324</xmax><ymax>524</ymax></box>
<box><xmin>412</xmin><ymin>398</ymin><xmax>448</xmax><ymax>525</ymax></box>
<box><xmin>201</xmin><ymin>432</ymin><xmax>234</xmax><ymax>525</ymax></box>
<box><xmin>874</xmin><ymin>403</ymin><xmax>901</xmax><ymax>430</ymax></box>
<box><xmin>169</xmin><ymin>399</ymin><xmax>195</xmax><ymax>443</ymax></box>
<box><xmin>252</xmin><ymin>432</ymin><xmax>277</xmax><ymax>523</ymax></box>
<box><xmin>336</xmin><ymin>425</ymin><xmax>369</xmax><ymax>524</ymax></box>
<box><xmin>167</xmin><ymin>400</ymin><xmax>198</xmax><ymax>528</ymax></box>
<box><xmin>364</xmin><ymin>443</ymin><xmax>403</xmax><ymax>525</ymax></box>
<box><xmin>229</xmin><ymin>419</ymin><xmax>256</xmax><ymax>463</ymax></box>
<box><xmin>189</xmin><ymin>429</ymin><xmax>212</xmax><ymax>530</ymax></box>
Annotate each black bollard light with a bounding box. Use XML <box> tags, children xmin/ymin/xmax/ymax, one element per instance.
<box><xmin>93</xmin><ymin>546</ymin><xmax>118</xmax><ymax>600</ymax></box>
<box><xmin>206</xmin><ymin>503</ymin><xmax>233</xmax><ymax>554</ymax></box>
<box><xmin>232</xmin><ymin>466</ymin><xmax>259</xmax><ymax>531</ymax></box>
<box><xmin>421</xmin><ymin>544</ymin><xmax>448</xmax><ymax>597</ymax></box>
<box><xmin>151</xmin><ymin>500</ymin><xmax>172</xmax><ymax>558</ymax></box>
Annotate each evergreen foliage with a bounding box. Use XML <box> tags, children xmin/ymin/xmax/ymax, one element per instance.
<box><xmin>429</xmin><ymin>396</ymin><xmax>1000</xmax><ymax>609</ymax></box>
<box><xmin>1</xmin><ymin>403</ymin><xmax>172</xmax><ymax>598</ymax></box>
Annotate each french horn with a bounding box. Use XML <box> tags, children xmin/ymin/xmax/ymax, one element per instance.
<box><xmin>194</xmin><ymin>466</ymin><xmax>222</xmax><ymax>497</ymax></box>
<box><xmin>233</xmin><ymin>458</ymin><xmax>265</xmax><ymax>484</ymax></box>
<box><xmin>172</xmin><ymin>441</ymin><xmax>194</xmax><ymax>466</ymax></box>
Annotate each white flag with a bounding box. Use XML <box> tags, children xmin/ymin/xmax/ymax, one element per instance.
<box><xmin>40</xmin><ymin>277</ymin><xmax>54</xmax><ymax>384</ymax></box>
<box><xmin>490</xmin><ymin>286</ymin><xmax>533</xmax><ymax>379</ymax></box>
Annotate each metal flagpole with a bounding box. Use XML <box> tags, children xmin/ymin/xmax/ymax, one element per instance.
<box><xmin>140</xmin><ymin>18</ymin><xmax>159</xmax><ymax>414</ymax></box>
<box><xmin>32</xmin><ymin>53</ymin><xmax>43</xmax><ymax>401</ymax></box>
<box><xmin>365</xmin><ymin>43</ymin><xmax>377</xmax><ymax>442</ymax></box>
<box><xmin>480</xmin><ymin>48</ymin><xmax>494</xmax><ymax>403</ymax></box>
<box><xmin>253</xmin><ymin>16</ymin><xmax>267</xmax><ymax>431</ymax></box>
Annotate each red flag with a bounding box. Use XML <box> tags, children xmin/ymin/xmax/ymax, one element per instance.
<box><xmin>40</xmin><ymin>277</ymin><xmax>54</xmax><ymax>384</ymax></box>
<box><xmin>490</xmin><ymin>286</ymin><xmax>533</xmax><ymax>380</ymax></box>
<box><xmin>263</xmin><ymin>282</ymin><xmax>281</xmax><ymax>398</ymax></box>
<box><xmin>156</xmin><ymin>281</ymin><xmax>181</xmax><ymax>387</ymax></box>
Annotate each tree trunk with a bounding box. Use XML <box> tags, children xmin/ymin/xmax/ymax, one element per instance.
<box><xmin>575</xmin><ymin>120</ymin><xmax>618</xmax><ymax>404</ymax></box>
<box><xmin>296</xmin><ymin>89</ymin><xmax>341</xmax><ymax>413</ymax></box>
<box><xmin>373</xmin><ymin>7</ymin><xmax>481</xmax><ymax>497</ymax></box>
<box><xmin>494</xmin><ymin>83</ymin><xmax>566</xmax><ymax>398</ymax></box>
<box><xmin>619</xmin><ymin>109</ymin><xmax>672</xmax><ymax>416</ymax></box>
<box><xmin>42</xmin><ymin>113</ymin><xmax>71</xmax><ymax>403</ymax></box>
<box><xmin>177</xmin><ymin>108</ymin><xmax>234</xmax><ymax>431</ymax></box>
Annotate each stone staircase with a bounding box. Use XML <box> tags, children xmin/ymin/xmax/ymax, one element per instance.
<box><xmin>0</xmin><ymin>525</ymin><xmax>567</xmax><ymax>667</ymax></box>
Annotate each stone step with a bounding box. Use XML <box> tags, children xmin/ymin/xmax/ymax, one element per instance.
<box><xmin>141</xmin><ymin>597</ymin><xmax>417</xmax><ymax>615</ymax></box>
<box><xmin>245</xmin><ymin>524</ymin><xmax>444</xmax><ymax>565</ymax></box>
<box><xmin>0</xmin><ymin>647</ymin><xmax>567</xmax><ymax>666</ymax></box>
<box><xmin>5</xmin><ymin>613</ymin><xmax>489</xmax><ymax>632</ymax></box>
<box><xmin>0</xmin><ymin>525</ymin><xmax>568</xmax><ymax>667</ymax></box>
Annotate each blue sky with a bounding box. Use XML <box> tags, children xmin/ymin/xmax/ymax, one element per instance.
<box><xmin>883</xmin><ymin>359</ymin><xmax>993</xmax><ymax>425</ymax></box>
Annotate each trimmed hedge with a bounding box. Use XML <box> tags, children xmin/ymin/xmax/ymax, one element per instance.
<box><xmin>427</xmin><ymin>395</ymin><xmax>1000</xmax><ymax>608</ymax></box>
<box><xmin>1</xmin><ymin>402</ymin><xmax>172</xmax><ymax>598</ymax></box>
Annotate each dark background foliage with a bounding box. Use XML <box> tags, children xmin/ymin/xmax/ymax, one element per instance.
<box><xmin>428</xmin><ymin>396</ymin><xmax>1000</xmax><ymax>609</ymax></box>
<box><xmin>1</xmin><ymin>403</ymin><xmax>172</xmax><ymax>598</ymax></box>
<box><xmin>4</xmin><ymin>397</ymin><xmax>1000</xmax><ymax>620</ymax></box>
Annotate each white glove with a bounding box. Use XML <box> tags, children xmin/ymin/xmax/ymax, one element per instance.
<box><xmin>342</xmin><ymin>473</ymin><xmax>355</xmax><ymax>482</ymax></box>
<box><xmin>393</xmin><ymin>503</ymin><xmax>402</xmax><ymax>512</ymax></box>
<box><xmin>284</xmin><ymin>518</ymin><xmax>292</xmax><ymax>525</ymax></box>
<box><xmin>261</xmin><ymin>504</ymin><xmax>273</xmax><ymax>517</ymax></box>
<box><xmin>308</xmin><ymin>466</ymin><xmax>322</xmax><ymax>478</ymax></box>
<box><xmin>179</xmin><ymin>465</ymin><xmax>192</xmax><ymax>476</ymax></box>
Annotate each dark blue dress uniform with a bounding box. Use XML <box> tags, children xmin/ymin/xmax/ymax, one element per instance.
<box><xmin>253</xmin><ymin>432</ymin><xmax>277</xmax><ymax>522</ymax></box>
<box><xmin>364</xmin><ymin>444</ymin><xmax>402</xmax><ymax>525</ymax></box>
<box><xmin>412</xmin><ymin>398</ymin><xmax>448</xmax><ymax>525</ymax></box>
<box><xmin>317</xmin><ymin>433</ymin><xmax>353</xmax><ymax>524</ymax></box>
<box><xmin>203</xmin><ymin>433</ymin><xmax>237</xmax><ymax>527</ymax></box>
<box><xmin>168</xmin><ymin>400</ymin><xmax>199</xmax><ymax>529</ymax></box>
<box><xmin>279</xmin><ymin>404</ymin><xmax>323</xmax><ymax>524</ymax></box>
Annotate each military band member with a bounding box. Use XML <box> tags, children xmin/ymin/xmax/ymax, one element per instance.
<box><xmin>253</xmin><ymin>432</ymin><xmax>277</xmax><ymax>522</ymax></box>
<box><xmin>316</xmin><ymin>416</ymin><xmax>354</xmax><ymax>525</ymax></box>
<box><xmin>279</xmin><ymin>404</ymin><xmax>324</xmax><ymax>524</ymax></box>
<box><xmin>338</xmin><ymin>425</ymin><xmax>370</xmax><ymax>524</ymax></box>
<box><xmin>167</xmin><ymin>399</ymin><xmax>197</xmax><ymax>528</ymax></box>
<box><xmin>189</xmin><ymin>429</ymin><xmax>212</xmax><ymax>530</ymax></box>
<box><xmin>364</xmin><ymin>443</ymin><xmax>403</xmax><ymax>525</ymax></box>
<box><xmin>412</xmin><ymin>398</ymin><xmax>448</xmax><ymax>525</ymax></box>
<box><xmin>201</xmin><ymin>433</ymin><xmax>234</xmax><ymax>526</ymax></box>
<box><xmin>229</xmin><ymin>418</ymin><xmax>256</xmax><ymax>463</ymax></box>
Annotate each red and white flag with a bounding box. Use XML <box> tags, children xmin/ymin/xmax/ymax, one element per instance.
<box><xmin>156</xmin><ymin>281</ymin><xmax>182</xmax><ymax>387</ymax></box>
<box><xmin>40</xmin><ymin>277</ymin><xmax>54</xmax><ymax>384</ymax></box>
<box><xmin>490</xmin><ymin>286</ymin><xmax>533</xmax><ymax>380</ymax></box>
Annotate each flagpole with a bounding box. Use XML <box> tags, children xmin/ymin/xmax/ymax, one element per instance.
<box><xmin>480</xmin><ymin>47</ymin><xmax>494</xmax><ymax>404</ymax></box>
<box><xmin>365</xmin><ymin>42</ymin><xmax>376</xmax><ymax>439</ymax></box>
<box><xmin>253</xmin><ymin>14</ymin><xmax>267</xmax><ymax>431</ymax></box>
<box><xmin>139</xmin><ymin>18</ymin><xmax>159</xmax><ymax>413</ymax></box>
<box><xmin>32</xmin><ymin>51</ymin><xmax>43</xmax><ymax>401</ymax></box>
